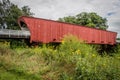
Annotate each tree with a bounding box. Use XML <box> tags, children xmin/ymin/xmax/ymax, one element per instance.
<box><xmin>58</xmin><ymin>12</ymin><xmax>108</xmax><ymax>30</ymax></box>
<box><xmin>21</xmin><ymin>6</ymin><xmax>34</xmax><ymax>16</ymax></box>
<box><xmin>0</xmin><ymin>0</ymin><xmax>11</xmax><ymax>29</ymax></box>
<box><xmin>0</xmin><ymin>0</ymin><xmax>34</xmax><ymax>29</ymax></box>
<box><xmin>58</xmin><ymin>16</ymin><xmax>76</xmax><ymax>24</ymax></box>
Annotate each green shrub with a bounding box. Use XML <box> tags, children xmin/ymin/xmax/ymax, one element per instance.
<box><xmin>0</xmin><ymin>35</ymin><xmax>120</xmax><ymax>80</ymax></box>
<box><xmin>58</xmin><ymin>35</ymin><xmax>96</xmax><ymax>62</ymax></box>
<box><xmin>10</xmin><ymin>39</ymin><xmax>27</xmax><ymax>49</ymax></box>
<box><xmin>75</xmin><ymin>53</ymin><xmax>120</xmax><ymax>80</ymax></box>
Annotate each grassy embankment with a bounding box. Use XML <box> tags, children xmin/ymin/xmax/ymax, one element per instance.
<box><xmin>0</xmin><ymin>35</ymin><xmax>120</xmax><ymax>80</ymax></box>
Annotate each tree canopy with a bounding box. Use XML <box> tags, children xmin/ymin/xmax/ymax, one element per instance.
<box><xmin>0</xmin><ymin>0</ymin><xmax>34</xmax><ymax>29</ymax></box>
<box><xmin>58</xmin><ymin>12</ymin><xmax>108</xmax><ymax>30</ymax></box>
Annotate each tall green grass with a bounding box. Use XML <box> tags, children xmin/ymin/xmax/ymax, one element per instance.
<box><xmin>0</xmin><ymin>35</ymin><xmax>120</xmax><ymax>80</ymax></box>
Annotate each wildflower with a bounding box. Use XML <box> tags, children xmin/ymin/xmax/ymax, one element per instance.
<box><xmin>92</xmin><ymin>54</ymin><xmax>96</xmax><ymax>57</ymax></box>
<box><xmin>75</xmin><ymin>49</ymin><xmax>81</xmax><ymax>54</ymax></box>
<box><xmin>62</xmin><ymin>40</ymin><xmax>65</xmax><ymax>44</ymax></box>
<box><xmin>117</xmin><ymin>57</ymin><xmax>120</xmax><ymax>59</ymax></box>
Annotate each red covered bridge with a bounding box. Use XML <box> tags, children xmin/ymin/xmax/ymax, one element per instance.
<box><xmin>17</xmin><ymin>16</ymin><xmax>117</xmax><ymax>45</ymax></box>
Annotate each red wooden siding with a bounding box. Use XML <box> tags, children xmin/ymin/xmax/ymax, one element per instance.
<box><xmin>18</xmin><ymin>16</ymin><xmax>117</xmax><ymax>45</ymax></box>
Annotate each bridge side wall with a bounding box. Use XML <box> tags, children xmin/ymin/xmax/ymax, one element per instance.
<box><xmin>18</xmin><ymin>16</ymin><xmax>117</xmax><ymax>45</ymax></box>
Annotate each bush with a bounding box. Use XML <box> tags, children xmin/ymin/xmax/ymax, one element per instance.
<box><xmin>0</xmin><ymin>35</ymin><xmax>120</xmax><ymax>80</ymax></box>
<box><xmin>10</xmin><ymin>39</ymin><xmax>28</xmax><ymax>49</ymax></box>
<box><xmin>75</xmin><ymin>51</ymin><xmax>120</xmax><ymax>80</ymax></box>
<box><xmin>58</xmin><ymin>35</ymin><xmax>96</xmax><ymax>62</ymax></box>
<box><xmin>57</xmin><ymin>35</ymin><xmax>120</xmax><ymax>80</ymax></box>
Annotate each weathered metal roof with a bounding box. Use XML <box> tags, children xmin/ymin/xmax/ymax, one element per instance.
<box><xmin>0</xmin><ymin>29</ymin><xmax>30</xmax><ymax>39</ymax></box>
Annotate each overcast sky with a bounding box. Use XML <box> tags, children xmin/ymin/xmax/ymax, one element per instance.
<box><xmin>10</xmin><ymin>0</ymin><xmax>120</xmax><ymax>37</ymax></box>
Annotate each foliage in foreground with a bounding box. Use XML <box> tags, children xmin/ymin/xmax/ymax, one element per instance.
<box><xmin>0</xmin><ymin>35</ymin><xmax>120</xmax><ymax>80</ymax></box>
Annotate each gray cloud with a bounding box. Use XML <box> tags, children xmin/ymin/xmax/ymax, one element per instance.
<box><xmin>10</xmin><ymin>0</ymin><xmax>120</xmax><ymax>37</ymax></box>
<box><xmin>107</xmin><ymin>12</ymin><xmax>116</xmax><ymax>16</ymax></box>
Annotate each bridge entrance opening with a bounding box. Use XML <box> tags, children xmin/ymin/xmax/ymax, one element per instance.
<box><xmin>20</xmin><ymin>21</ymin><xmax>29</xmax><ymax>31</ymax></box>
